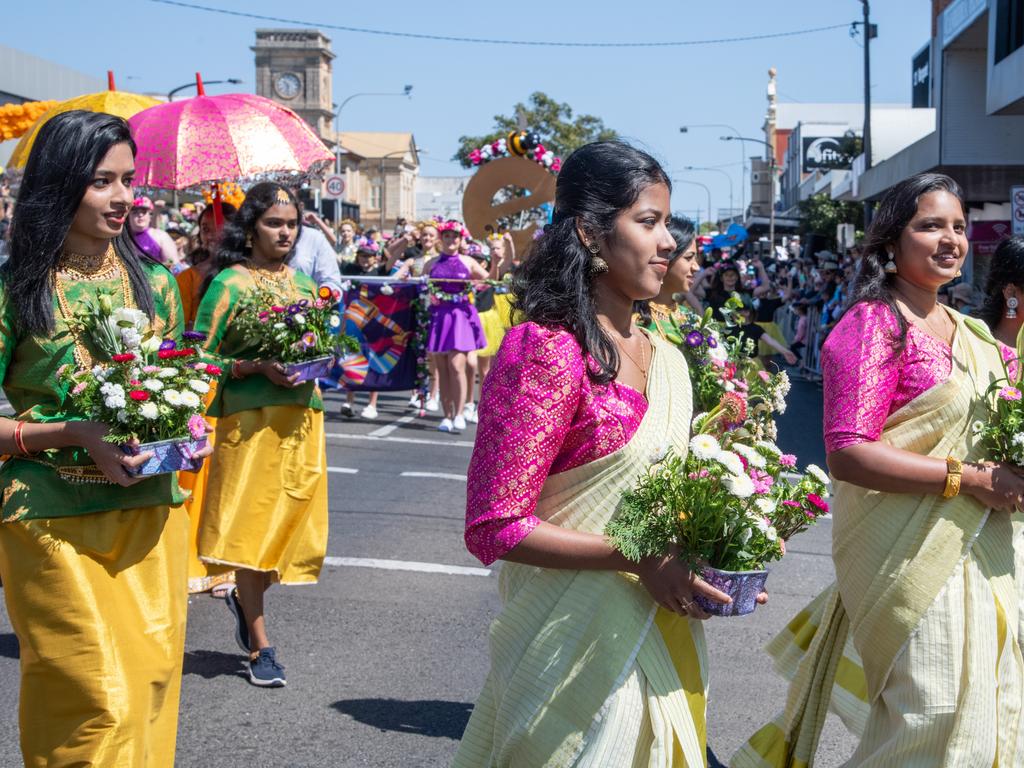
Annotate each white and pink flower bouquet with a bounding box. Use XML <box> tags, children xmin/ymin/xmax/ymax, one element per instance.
<box><xmin>977</xmin><ymin>379</ymin><xmax>1024</xmax><ymax>464</ymax></box>
<box><xmin>607</xmin><ymin>320</ymin><xmax>828</xmax><ymax>616</ymax></box>
<box><xmin>59</xmin><ymin>335</ymin><xmax>218</xmax><ymax>476</ymax></box>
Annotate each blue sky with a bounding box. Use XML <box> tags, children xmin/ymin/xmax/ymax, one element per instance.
<box><xmin>5</xmin><ymin>0</ymin><xmax>931</xmax><ymax>220</ymax></box>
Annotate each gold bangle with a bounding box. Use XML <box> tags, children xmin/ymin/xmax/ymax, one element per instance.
<box><xmin>942</xmin><ymin>456</ymin><xmax>963</xmax><ymax>499</ymax></box>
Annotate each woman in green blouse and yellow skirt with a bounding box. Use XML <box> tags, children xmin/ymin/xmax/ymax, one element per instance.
<box><xmin>0</xmin><ymin>111</ymin><xmax>210</xmax><ymax>766</ymax></box>
<box><xmin>194</xmin><ymin>182</ymin><xmax>328</xmax><ymax>688</ymax></box>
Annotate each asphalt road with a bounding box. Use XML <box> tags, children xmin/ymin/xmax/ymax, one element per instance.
<box><xmin>0</xmin><ymin>376</ymin><xmax>857</xmax><ymax>767</ymax></box>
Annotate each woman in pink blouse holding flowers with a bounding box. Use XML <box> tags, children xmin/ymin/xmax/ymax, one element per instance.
<box><xmin>734</xmin><ymin>173</ymin><xmax>1024</xmax><ymax>767</ymax></box>
<box><xmin>453</xmin><ymin>141</ymin><xmax>760</xmax><ymax>767</ymax></box>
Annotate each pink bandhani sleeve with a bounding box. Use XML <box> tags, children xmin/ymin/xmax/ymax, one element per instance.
<box><xmin>822</xmin><ymin>301</ymin><xmax>903</xmax><ymax>454</ymax></box>
<box><xmin>464</xmin><ymin>323</ymin><xmax>584</xmax><ymax>565</ymax></box>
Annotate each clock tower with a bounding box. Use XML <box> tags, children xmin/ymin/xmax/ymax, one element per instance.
<box><xmin>252</xmin><ymin>29</ymin><xmax>335</xmax><ymax>140</ymax></box>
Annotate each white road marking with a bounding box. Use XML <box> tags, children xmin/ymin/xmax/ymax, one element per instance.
<box><xmin>326</xmin><ymin>432</ymin><xmax>474</xmax><ymax>449</ymax></box>
<box><xmin>400</xmin><ymin>471</ymin><xmax>467</xmax><ymax>482</ymax></box>
<box><xmin>327</xmin><ymin>467</ymin><xmax>359</xmax><ymax>474</ymax></box>
<box><xmin>368</xmin><ymin>415</ymin><xmax>416</xmax><ymax>438</ymax></box>
<box><xmin>322</xmin><ymin>556</ymin><xmax>491</xmax><ymax>577</ymax></box>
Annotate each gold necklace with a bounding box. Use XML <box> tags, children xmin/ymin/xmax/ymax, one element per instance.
<box><xmin>54</xmin><ymin>244</ymin><xmax>134</xmax><ymax>369</ymax></box>
<box><xmin>57</xmin><ymin>242</ymin><xmax>121</xmax><ymax>280</ymax></box>
<box><xmin>894</xmin><ymin>292</ymin><xmax>953</xmax><ymax>343</ymax></box>
<box><xmin>246</xmin><ymin>261</ymin><xmax>296</xmax><ymax>297</ymax></box>
<box><xmin>614</xmin><ymin>332</ymin><xmax>648</xmax><ymax>380</ymax></box>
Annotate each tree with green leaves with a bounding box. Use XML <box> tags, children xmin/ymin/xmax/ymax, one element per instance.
<box><xmin>798</xmin><ymin>192</ymin><xmax>864</xmax><ymax>247</ymax></box>
<box><xmin>453</xmin><ymin>92</ymin><xmax>618</xmax><ymax>167</ymax></box>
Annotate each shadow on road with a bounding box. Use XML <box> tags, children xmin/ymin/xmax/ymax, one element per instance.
<box><xmin>0</xmin><ymin>633</ymin><xmax>17</xmax><ymax>659</ymax></box>
<box><xmin>330</xmin><ymin>698</ymin><xmax>472</xmax><ymax>739</ymax></box>
<box><xmin>182</xmin><ymin>649</ymin><xmax>247</xmax><ymax>680</ymax></box>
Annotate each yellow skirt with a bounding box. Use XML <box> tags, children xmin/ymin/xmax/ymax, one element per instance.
<box><xmin>198</xmin><ymin>405</ymin><xmax>328</xmax><ymax>584</ymax></box>
<box><xmin>0</xmin><ymin>504</ymin><xmax>188</xmax><ymax>768</ymax></box>
<box><xmin>478</xmin><ymin>293</ymin><xmax>514</xmax><ymax>358</ymax></box>
<box><xmin>180</xmin><ymin>387</ymin><xmax>235</xmax><ymax>594</ymax></box>
<box><xmin>756</xmin><ymin>321</ymin><xmax>786</xmax><ymax>358</ymax></box>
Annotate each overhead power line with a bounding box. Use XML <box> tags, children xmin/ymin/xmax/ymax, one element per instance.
<box><xmin>149</xmin><ymin>0</ymin><xmax>852</xmax><ymax>49</ymax></box>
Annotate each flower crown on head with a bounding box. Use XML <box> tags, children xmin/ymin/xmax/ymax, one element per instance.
<box><xmin>437</xmin><ymin>219</ymin><xmax>470</xmax><ymax>239</ymax></box>
<box><xmin>355</xmin><ymin>236</ymin><xmax>380</xmax><ymax>255</ymax></box>
<box><xmin>465</xmin><ymin>241</ymin><xmax>487</xmax><ymax>258</ymax></box>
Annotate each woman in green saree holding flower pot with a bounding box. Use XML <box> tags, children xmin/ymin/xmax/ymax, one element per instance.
<box><xmin>732</xmin><ymin>173</ymin><xmax>1024</xmax><ymax>767</ymax></box>
<box><xmin>0</xmin><ymin>110</ymin><xmax>208</xmax><ymax>766</ymax></box>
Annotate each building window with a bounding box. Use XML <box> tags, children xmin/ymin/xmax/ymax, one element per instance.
<box><xmin>370</xmin><ymin>184</ymin><xmax>382</xmax><ymax>210</ymax></box>
<box><xmin>996</xmin><ymin>0</ymin><xmax>1024</xmax><ymax>63</ymax></box>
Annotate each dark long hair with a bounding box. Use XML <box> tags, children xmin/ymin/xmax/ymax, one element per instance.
<box><xmin>636</xmin><ymin>215</ymin><xmax>696</xmax><ymax>325</ymax></box>
<box><xmin>4</xmin><ymin>110</ymin><xmax>155</xmax><ymax>336</ymax></box>
<box><xmin>189</xmin><ymin>201</ymin><xmax>238</xmax><ymax>266</ymax></box>
<box><xmin>512</xmin><ymin>140</ymin><xmax>671</xmax><ymax>383</ymax></box>
<box><xmin>850</xmin><ymin>172</ymin><xmax>966</xmax><ymax>352</ymax></box>
<box><xmin>978</xmin><ymin>235</ymin><xmax>1024</xmax><ymax>329</ymax></box>
<box><xmin>202</xmin><ymin>182</ymin><xmax>301</xmax><ymax>295</ymax></box>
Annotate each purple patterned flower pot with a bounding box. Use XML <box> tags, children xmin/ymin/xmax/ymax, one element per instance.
<box><xmin>693</xmin><ymin>566</ymin><xmax>770</xmax><ymax>617</ymax></box>
<box><xmin>282</xmin><ymin>355</ymin><xmax>335</xmax><ymax>384</ymax></box>
<box><xmin>121</xmin><ymin>436</ymin><xmax>209</xmax><ymax>477</ymax></box>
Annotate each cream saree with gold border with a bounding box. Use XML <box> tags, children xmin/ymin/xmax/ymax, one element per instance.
<box><xmin>732</xmin><ymin>312</ymin><xmax>1024</xmax><ymax>767</ymax></box>
<box><xmin>453</xmin><ymin>335</ymin><xmax>709</xmax><ymax>767</ymax></box>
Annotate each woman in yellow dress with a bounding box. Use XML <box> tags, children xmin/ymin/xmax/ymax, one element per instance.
<box><xmin>0</xmin><ymin>110</ymin><xmax>211</xmax><ymax>766</ymax></box>
<box><xmin>194</xmin><ymin>182</ymin><xmax>329</xmax><ymax>688</ymax></box>
<box><xmin>472</xmin><ymin>231</ymin><xmax>516</xmax><ymax>415</ymax></box>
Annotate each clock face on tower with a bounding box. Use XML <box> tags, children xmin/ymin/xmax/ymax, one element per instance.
<box><xmin>273</xmin><ymin>72</ymin><xmax>302</xmax><ymax>100</ymax></box>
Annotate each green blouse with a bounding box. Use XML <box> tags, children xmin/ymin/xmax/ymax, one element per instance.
<box><xmin>194</xmin><ymin>265</ymin><xmax>323</xmax><ymax>418</ymax></box>
<box><xmin>0</xmin><ymin>260</ymin><xmax>188</xmax><ymax>522</ymax></box>
<box><xmin>644</xmin><ymin>303</ymin><xmax>690</xmax><ymax>347</ymax></box>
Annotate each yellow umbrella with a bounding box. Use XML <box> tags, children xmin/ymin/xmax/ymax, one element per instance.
<box><xmin>8</xmin><ymin>77</ymin><xmax>160</xmax><ymax>169</ymax></box>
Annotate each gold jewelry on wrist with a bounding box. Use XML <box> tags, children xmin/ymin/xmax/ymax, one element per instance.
<box><xmin>942</xmin><ymin>456</ymin><xmax>963</xmax><ymax>499</ymax></box>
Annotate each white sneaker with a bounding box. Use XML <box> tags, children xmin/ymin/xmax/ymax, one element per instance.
<box><xmin>453</xmin><ymin>414</ymin><xmax>467</xmax><ymax>431</ymax></box>
<box><xmin>438</xmin><ymin>418</ymin><xmax>453</xmax><ymax>433</ymax></box>
<box><xmin>407</xmin><ymin>393</ymin><xmax>420</xmax><ymax>408</ymax></box>
<box><xmin>462</xmin><ymin>404</ymin><xmax>478</xmax><ymax>424</ymax></box>
<box><xmin>425</xmin><ymin>396</ymin><xmax>440</xmax><ymax>412</ymax></box>
<box><xmin>360</xmin><ymin>404</ymin><xmax>378</xmax><ymax>419</ymax></box>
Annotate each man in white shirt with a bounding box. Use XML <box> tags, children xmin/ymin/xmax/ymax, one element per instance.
<box><xmin>289</xmin><ymin>208</ymin><xmax>343</xmax><ymax>291</ymax></box>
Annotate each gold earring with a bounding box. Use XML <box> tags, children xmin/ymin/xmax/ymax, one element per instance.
<box><xmin>245</xmin><ymin>233</ymin><xmax>253</xmax><ymax>249</ymax></box>
<box><xmin>590</xmin><ymin>256</ymin><xmax>609</xmax><ymax>275</ymax></box>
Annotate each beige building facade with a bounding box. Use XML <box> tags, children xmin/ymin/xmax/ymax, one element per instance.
<box><xmin>252</xmin><ymin>28</ymin><xmax>419</xmax><ymax>228</ymax></box>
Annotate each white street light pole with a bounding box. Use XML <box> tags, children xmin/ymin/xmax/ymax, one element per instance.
<box><xmin>683</xmin><ymin>166</ymin><xmax>734</xmax><ymax>222</ymax></box>
<box><xmin>672</xmin><ymin>178</ymin><xmax>713</xmax><ymax>231</ymax></box>
<box><xmin>680</xmin><ymin>123</ymin><xmax>746</xmax><ymax>215</ymax></box>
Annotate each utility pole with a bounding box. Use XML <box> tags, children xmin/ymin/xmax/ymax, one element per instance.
<box><xmin>861</xmin><ymin>1</ymin><xmax>877</xmax><ymax>227</ymax></box>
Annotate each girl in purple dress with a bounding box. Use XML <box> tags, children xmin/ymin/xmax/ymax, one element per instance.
<box><xmin>424</xmin><ymin>220</ymin><xmax>488</xmax><ymax>432</ymax></box>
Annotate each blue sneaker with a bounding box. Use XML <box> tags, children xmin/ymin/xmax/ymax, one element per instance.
<box><xmin>225</xmin><ymin>587</ymin><xmax>251</xmax><ymax>654</ymax></box>
<box><xmin>248</xmin><ymin>647</ymin><xmax>286</xmax><ymax>687</ymax></box>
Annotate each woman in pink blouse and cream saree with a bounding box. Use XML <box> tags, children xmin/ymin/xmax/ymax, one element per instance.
<box><xmin>733</xmin><ymin>173</ymin><xmax>1024</xmax><ymax>767</ymax></box>
<box><xmin>453</xmin><ymin>142</ymin><xmax>765</xmax><ymax>767</ymax></box>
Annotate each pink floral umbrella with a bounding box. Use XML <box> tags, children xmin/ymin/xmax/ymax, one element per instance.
<box><xmin>128</xmin><ymin>75</ymin><xmax>333</xmax><ymax>192</ymax></box>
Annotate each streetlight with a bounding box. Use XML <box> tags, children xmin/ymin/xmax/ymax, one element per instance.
<box><xmin>683</xmin><ymin>166</ymin><xmax>734</xmax><ymax>222</ymax></box>
<box><xmin>167</xmin><ymin>78</ymin><xmax>241</xmax><ymax>101</ymax></box>
<box><xmin>672</xmin><ymin>178</ymin><xmax>713</xmax><ymax>232</ymax></box>
<box><xmin>680</xmin><ymin>123</ymin><xmax>747</xmax><ymax>214</ymax></box>
<box><xmin>334</xmin><ymin>85</ymin><xmax>413</xmax><ymax>137</ymax></box>
<box><xmin>721</xmin><ymin>135</ymin><xmax>777</xmax><ymax>256</ymax></box>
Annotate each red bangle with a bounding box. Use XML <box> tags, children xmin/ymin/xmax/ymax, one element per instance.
<box><xmin>14</xmin><ymin>421</ymin><xmax>33</xmax><ymax>455</ymax></box>
<box><xmin>231</xmin><ymin>360</ymin><xmax>244</xmax><ymax>379</ymax></box>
